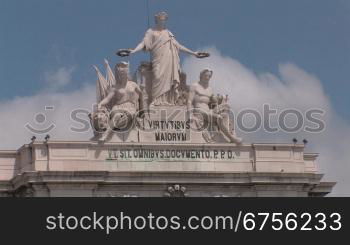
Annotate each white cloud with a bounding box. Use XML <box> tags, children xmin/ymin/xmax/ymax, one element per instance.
<box><xmin>0</xmin><ymin>50</ymin><xmax>349</xmax><ymax>196</ymax></box>
<box><xmin>183</xmin><ymin>47</ymin><xmax>350</xmax><ymax>196</ymax></box>
<box><xmin>0</xmin><ymin>67</ymin><xmax>94</xmax><ymax>149</ymax></box>
<box><xmin>43</xmin><ymin>66</ymin><xmax>75</xmax><ymax>91</ymax></box>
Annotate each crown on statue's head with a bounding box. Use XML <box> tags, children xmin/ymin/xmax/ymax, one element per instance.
<box><xmin>115</xmin><ymin>61</ymin><xmax>129</xmax><ymax>71</ymax></box>
<box><xmin>155</xmin><ymin>11</ymin><xmax>168</xmax><ymax>21</ymax></box>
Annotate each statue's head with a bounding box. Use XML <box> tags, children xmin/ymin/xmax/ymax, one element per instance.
<box><xmin>154</xmin><ymin>11</ymin><xmax>168</xmax><ymax>28</ymax></box>
<box><xmin>115</xmin><ymin>62</ymin><xmax>129</xmax><ymax>83</ymax></box>
<box><xmin>200</xmin><ymin>69</ymin><xmax>213</xmax><ymax>82</ymax></box>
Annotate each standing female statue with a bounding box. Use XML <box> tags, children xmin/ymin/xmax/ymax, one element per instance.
<box><xmin>119</xmin><ymin>11</ymin><xmax>209</xmax><ymax>106</ymax></box>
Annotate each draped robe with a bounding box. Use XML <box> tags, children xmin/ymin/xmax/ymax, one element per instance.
<box><xmin>142</xmin><ymin>28</ymin><xmax>181</xmax><ymax>105</ymax></box>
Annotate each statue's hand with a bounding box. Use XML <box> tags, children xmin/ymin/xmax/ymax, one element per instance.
<box><xmin>97</xmin><ymin>103</ymin><xmax>106</xmax><ymax>111</ymax></box>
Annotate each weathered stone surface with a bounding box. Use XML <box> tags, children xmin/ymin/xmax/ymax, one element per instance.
<box><xmin>0</xmin><ymin>141</ymin><xmax>334</xmax><ymax>197</ymax></box>
<box><xmin>0</xmin><ymin>171</ymin><xmax>333</xmax><ymax>197</ymax></box>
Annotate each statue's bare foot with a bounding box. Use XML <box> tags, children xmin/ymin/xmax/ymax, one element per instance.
<box><xmin>229</xmin><ymin>136</ymin><xmax>243</xmax><ymax>145</ymax></box>
<box><xmin>205</xmin><ymin>137</ymin><xmax>216</xmax><ymax>143</ymax></box>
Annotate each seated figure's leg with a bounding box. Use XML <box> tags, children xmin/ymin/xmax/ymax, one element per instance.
<box><xmin>191</xmin><ymin>111</ymin><xmax>214</xmax><ymax>143</ymax></box>
<box><xmin>214</xmin><ymin>113</ymin><xmax>242</xmax><ymax>144</ymax></box>
<box><xmin>219</xmin><ymin>112</ymin><xmax>230</xmax><ymax>131</ymax></box>
<box><xmin>99</xmin><ymin>110</ymin><xmax>136</xmax><ymax>142</ymax></box>
<box><xmin>99</xmin><ymin>127</ymin><xmax>112</xmax><ymax>142</ymax></box>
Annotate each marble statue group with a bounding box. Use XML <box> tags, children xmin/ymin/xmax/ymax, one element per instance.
<box><xmin>89</xmin><ymin>11</ymin><xmax>242</xmax><ymax>144</ymax></box>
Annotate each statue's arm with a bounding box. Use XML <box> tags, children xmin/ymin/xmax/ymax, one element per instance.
<box><xmin>98</xmin><ymin>89</ymin><xmax>115</xmax><ymax>108</ymax></box>
<box><xmin>130</xmin><ymin>29</ymin><xmax>151</xmax><ymax>54</ymax></box>
<box><xmin>178</xmin><ymin>43</ymin><xmax>198</xmax><ymax>56</ymax></box>
<box><xmin>130</xmin><ymin>40</ymin><xmax>146</xmax><ymax>54</ymax></box>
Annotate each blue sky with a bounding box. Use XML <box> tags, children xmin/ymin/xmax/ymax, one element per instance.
<box><xmin>0</xmin><ymin>0</ymin><xmax>349</xmax><ymax>120</ymax></box>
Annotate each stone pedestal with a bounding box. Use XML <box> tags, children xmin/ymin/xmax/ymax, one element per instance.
<box><xmin>0</xmin><ymin>140</ymin><xmax>335</xmax><ymax>197</ymax></box>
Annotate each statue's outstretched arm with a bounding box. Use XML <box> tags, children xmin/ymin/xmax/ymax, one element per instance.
<box><xmin>178</xmin><ymin>43</ymin><xmax>198</xmax><ymax>56</ymax></box>
<box><xmin>177</xmin><ymin>42</ymin><xmax>210</xmax><ymax>59</ymax></box>
<box><xmin>130</xmin><ymin>40</ymin><xmax>145</xmax><ymax>54</ymax></box>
